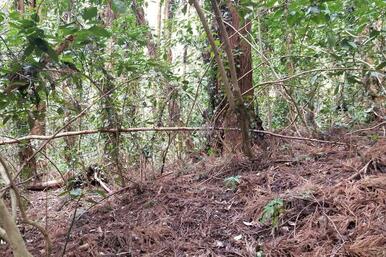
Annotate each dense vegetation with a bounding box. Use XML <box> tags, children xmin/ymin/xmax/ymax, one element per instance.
<box><xmin>0</xmin><ymin>0</ymin><xmax>385</xmax><ymax>256</ymax></box>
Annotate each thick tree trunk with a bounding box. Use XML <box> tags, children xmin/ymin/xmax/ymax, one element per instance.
<box><xmin>225</xmin><ymin>2</ymin><xmax>266</xmax><ymax>146</ymax></box>
<box><xmin>211</xmin><ymin>0</ymin><xmax>252</xmax><ymax>156</ymax></box>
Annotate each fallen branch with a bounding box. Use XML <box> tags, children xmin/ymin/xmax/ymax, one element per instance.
<box><xmin>0</xmin><ymin>126</ymin><xmax>346</xmax><ymax>146</ymax></box>
<box><xmin>250</xmin><ymin>129</ymin><xmax>346</xmax><ymax>145</ymax></box>
<box><xmin>346</xmin><ymin>121</ymin><xmax>386</xmax><ymax>135</ymax></box>
<box><xmin>26</xmin><ymin>179</ymin><xmax>66</xmax><ymax>191</ymax></box>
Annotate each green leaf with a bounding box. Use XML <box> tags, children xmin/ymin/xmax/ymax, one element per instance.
<box><xmin>259</xmin><ymin>198</ymin><xmax>284</xmax><ymax>227</ymax></box>
<box><xmin>341</xmin><ymin>39</ymin><xmax>357</xmax><ymax>49</ymax></box>
<box><xmin>224</xmin><ymin>176</ymin><xmax>241</xmax><ymax>190</ymax></box>
<box><xmin>370</xmin><ymin>30</ymin><xmax>380</xmax><ymax>38</ymax></box>
<box><xmin>88</xmin><ymin>26</ymin><xmax>111</xmax><ymax>38</ymax></box>
<box><xmin>23</xmin><ymin>44</ymin><xmax>35</xmax><ymax>58</ymax></box>
<box><xmin>56</xmin><ymin>107</ymin><xmax>64</xmax><ymax>115</ymax></box>
<box><xmin>3</xmin><ymin>115</ymin><xmax>12</xmax><ymax>125</ymax></box>
<box><xmin>287</xmin><ymin>11</ymin><xmax>301</xmax><ymax>26</ymax></box>
<box><xmin>0</xmin><ymin>12</ymin><xmax>4</xmax><ymax>23</ymax></box>
<box><xmin>182</xmin><ymin>4</ymin><xmax>188</xmax><ymax>14</ymax></box>
<box><xmin>333</xmin><ymin>84</ymin><xmax>340</xmax><ymax>95</ymax></box>
<box><xmin>46</xmin><ymin>47</ymin><xmax>59</xmax><ymax>62</ymax></box>
<box><xmin>376</xmin><ymin>61</ymin><xmax>386</xmax><ymax>70</ymax></box>
<box><xmin>112</xmin><ymin>0</ymin><xmax>128</xmax><ymax>14</ymax></box>
<box><xmin>30</xmin><ymin>37</ymin><xmax>49</xmax><ymax>52</ymax></box>
<box><xmin>82</xmin><ymin>7</ymin><xmax>98</xmax><ymax>21</ymax></box>
<box><xmin>327</xmin><ymin>34</ymin><xmax>336</xmax><ymax>47</ymax></box>
<box><xmin>58</xmin><ymin>190</ymin><xmax>70</xmax><ymax>197</ymax></box>
<box><xmin>31</xmin><ymin>13</ymin><xmax>39</xmax><ymax>22</ymax></box>
<box><xmin>266</xmin><ymin>0</ymin><xmax>277</xmax><ymax>8</ymax></box>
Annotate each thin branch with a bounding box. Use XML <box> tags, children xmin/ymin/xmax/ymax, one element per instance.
<box><xmin>347</xmin><ymin>121</ymin><xmax>386</xmax><ymax>135</ymax></box>
<box><xmin>0</xmin><ymin>126</ymin><xmax>346</xmax><ymax>146</ymax></box>
<box><xmin>190</xmin><ymin>0</ymin><xmax>235</xmax><ymax>110</ymax></box>
<box><xmin>185</xmin><ymin>59</ymin><xmax>214</xmax><ymax>125</ymax></box>
<box><xmin>212</xmin><ymin>67</ymin><xmax>370</xmax><ymax>124</ymax></box>
<box><xmin>12</xmin><ymin>75</ymin><xmax>142</xmax><ymax>181</ymax></box>
<box><xmin>61</xmin><ymin>196</ymin><xmax>81</xmax><ymax>257</ymax></box>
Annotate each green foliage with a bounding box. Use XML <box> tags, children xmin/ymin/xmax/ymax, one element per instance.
<box><xmin>82</xmin><ymin>7</ymin><xmax>98</xmax><ymax>21</ymax></box>
<box><xmin>112</xmin><ymin>0</ymin><xmax>129</xmax><ymax>14</ymax></box>
<box><xmin>224</xmin><ymin>176</ymin><xmax>241</xmax><ymax>190</ymax></box>
<box><xmin>0</xmin><ymin>0</ymin><xmax>384</xmax><ymax>184</ymax></box>
<box><xmin>259</xmin><ymin>198</ymin><xmax>284</xmax><ymax>227</ymax></box>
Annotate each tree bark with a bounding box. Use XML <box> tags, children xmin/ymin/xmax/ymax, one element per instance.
<box><xmin>226</xmin><ymin>2</ymin><xmax>265</xmax><ymax>143</ymax></box>
<box><xmin>210</xmin><ymin>0</ymin><xmax>253</xmax><ymax>157</ymax></box>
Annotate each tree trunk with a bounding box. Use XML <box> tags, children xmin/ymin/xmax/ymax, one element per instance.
<box><xmin>132</xmin><ymin>0</ymin><xmax>157</xmax><ymax>58</ymax></box>
<box><xmin>211</xmin><ymin>0</ymin><xmax>253</xmax><ymax>157</ymax></box>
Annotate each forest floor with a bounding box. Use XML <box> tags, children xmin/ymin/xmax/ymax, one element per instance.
<box><xmin>1</xmin><ymin>126</ymin><xmax>386</xmax><ymax>257</ymax></box>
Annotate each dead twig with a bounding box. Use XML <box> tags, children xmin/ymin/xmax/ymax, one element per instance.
<box><xmin>346</xmin><ymin>121</ymin><xmax>386</xmax><ymax>135</ymax></box>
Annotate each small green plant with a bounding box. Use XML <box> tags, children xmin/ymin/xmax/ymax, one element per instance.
<box><xmin>259</xmin><ymin>198</ymin><xmax>284</xmax><ymax>228</ymax></box>
<box><xmin>224</xmin><ymin>175</ymin><xmax>241</xmax><ymax>191</ymax></box>
<box><xmin>368</xmin><ymin>134</ymin><xmax>379</xmax><ymax>142</ymax></box>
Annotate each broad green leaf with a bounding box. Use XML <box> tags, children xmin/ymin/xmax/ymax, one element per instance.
<box><xmin>30</xmin><ymin>37</ymin><xmax>49</xmax><ymax>52</ymax></box>
<box><xmin>23</xmin><ymin>44</ymin><xmax>35</xmax><ymax>58</ymax></box>
<box><xmin>370</xmin><ymin>30</ymin><xmax>380</xmax><ymax>38</ymax></box>
<box><xmin>182</xmin><ymin>4</ymin><xmax>188</xmax><ymax>15</ymax></box>
<box><xmin>88</xmin><ymin>26</ymin><xmax>111</xmax><ymax>38</ymax></box>
<box><xmin>287</xmin><ymin>11</ymin><xmax>301</xmax><ymax>26</ymax></box>
<box><xmin>82</xmin><ymin>7</ymin><xmax>98</xmax><ymax>21</ymax></box>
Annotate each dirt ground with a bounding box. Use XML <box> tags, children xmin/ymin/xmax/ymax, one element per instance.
<box><xmin>1</xmin><ymin>127</ymin><xmax>386</xmax><ymax>257</ymax></box>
